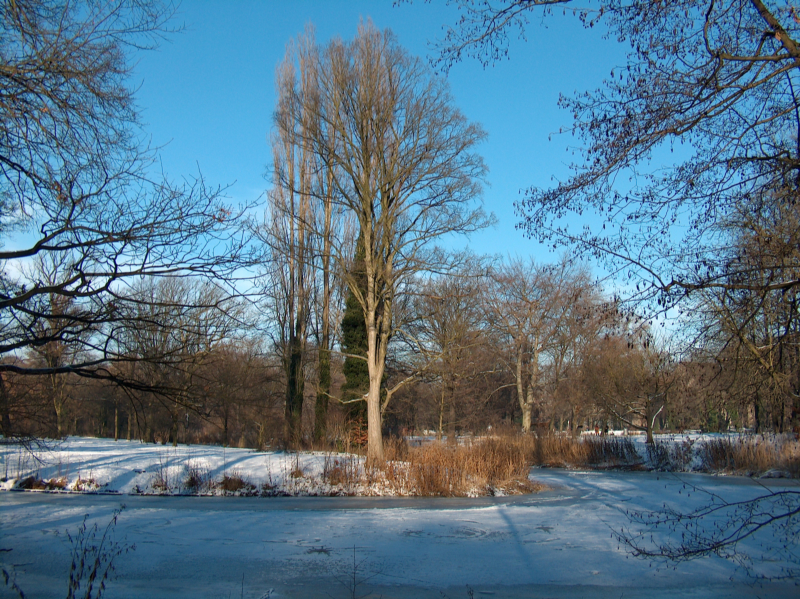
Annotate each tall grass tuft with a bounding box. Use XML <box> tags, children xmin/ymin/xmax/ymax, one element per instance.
<box><xmin>697</xmin><ymin>435</ymin><xmax>800</xmax><ymax>476</ymax></box>
<box><xmin>381</xmin><ymin>437</ymin><xmax>542</xmax><ymax>496</ymax></box>
<box><xmin>66</xmin><ymin>507</ymin><xmax>134</xmax><ymax>599</ymax></box>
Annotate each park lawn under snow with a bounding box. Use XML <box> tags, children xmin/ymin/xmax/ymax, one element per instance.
<box><xmin>1</xmin><ymin>437</ymin><xmax>381</xmax><ymax>497</ymax></box>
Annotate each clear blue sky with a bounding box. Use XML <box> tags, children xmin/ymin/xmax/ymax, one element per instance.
<box><xmin>133</xmin><ymin>0</ymin><xmax>626</xmax><ymax>262</ymax></box>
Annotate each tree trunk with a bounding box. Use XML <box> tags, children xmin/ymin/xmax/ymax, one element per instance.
<box><xmin>54</xmin><ymin>400</ymin><xmax>64</xmax><ymax>439</ymax></box>
<box><xmin>0</xmin><ymin>374</ymin><xmax>11</xmax><ymax>436</ymax></box>
<box><xmin>284</xmin><ymin>336</ymin><xmax>305</xmax><ymax>448</ymax></box>
<box><xmin>314</xmin><ymin>345</ymin><xmax>330</xmax><ymax>444</ymax></box>
<box><xmin>524</xmin><ymin>343</ymin><xmax>540</xmax><ymax>434</ymax></box>
<box><xmin>516</xmin><ymin>346</ymin><xmax>526</xmax><ymax>432</ymax></box>
<box><xmin>366</xmin><ymin>323</ymin><xmax>385</xmax><ymax>464</ymax></box>
<box><xmin>437</xmin><ymin>384</ymin><xmax>445</xmax><ymax>441</ymax></box>
<box><xmin>645</xmin><ymin>421</ymin><xmax>654</xmax><ymax>444</ymax></box>
<box><xmin>447</xmin><ymin>378</ymin><xmax>456</xmax><ymax>445</ymax></box>
<box><xmin>366</xmin><ymin>375</ymin><xmax>384</xmax><ymax>463</ymax></box>
<box><xmin>170</xmin><ymin>410</ymin><xmax>178</xmax><ymax>447</ymax></box>
<box><xmin>522</xmin><ymin>402</ymin><xmax>532</xmax><ymax>435</ymax></box>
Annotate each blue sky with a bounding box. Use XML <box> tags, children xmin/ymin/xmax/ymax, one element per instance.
<box><xmin>133</xmin><ymin>1</ymin><xmax>626</xmax><ymax>262</ymax></box>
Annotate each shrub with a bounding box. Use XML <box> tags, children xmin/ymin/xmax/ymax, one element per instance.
<box><xmin>218</xmin><ymin>470</ymin><xmax>255</xmax><ymax>493</ymax></box>
<box><xmin>183</xmin><ymin>461</ymin><xmax>212</xmax><ymax>494</ymax></box>
<box><xmin>16</xmin><ymin>476</ymin><xmax>68</xmax><ymax>491</ymax></box>
<box><xmin>150</xmin><ymin>456</ymin><xmax>171</xmax><ymax>493</ymax></box>
<box><xmin>74</xmin><ymin>476</ymin><xmax>101</xmax><ymax>492</ymax></box>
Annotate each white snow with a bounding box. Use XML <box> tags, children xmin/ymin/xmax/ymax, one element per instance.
<box><xmin>0</xmin><ymin>437</ymin><xmax>798</xmax><ymax>598</ymax></box>
<box><xmin>0</xmin><ymin>437</ymin><xmax>375</xmax><ymax>497</ymax></box>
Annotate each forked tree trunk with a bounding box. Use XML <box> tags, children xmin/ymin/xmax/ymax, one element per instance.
<box><xmin>522</xmin><ymin>401</ymin><xmax>532</xmax><ymax>435</ymax></box>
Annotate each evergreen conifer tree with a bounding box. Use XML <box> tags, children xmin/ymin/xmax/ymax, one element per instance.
<box><xmin>341</xmin><ymin>233</ymin><xmax>368</xmax><ymax>421</ymax></box>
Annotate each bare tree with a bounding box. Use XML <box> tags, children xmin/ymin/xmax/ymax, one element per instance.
<box><xmin>0</xmin><ymin>0</ymin><xmax>253</xmax><ymax>400</ymax></box>
<box><xmin>483</xmin><ymin>257</ymin><xmax>594</xmax><ymax>433</ymax></box>
<box><xmin>274</xmin><ymin>21</ymin><xmax>490</xmax><ymax>462</ymax></box>
<box><xmin>581</xmin><ymin>329</ymin><xmax>673</xmax><ymax>443</ymax></box>
<box><xmin>117</xmin><ymin>277</ymin><xmax>242</xmax><ymax>445</ymax></box>
<box><xmin>208</xmin><ymin>339</ymin><xmax>272</xmax><ymax>448</ymax></box>
<box><xmin>263</xmin><ymin>33</ymin><xmax>319</xmax><ymax>447</ymax></box>
<box><xmin>692</xmin><ymin>193</ymin><xmax>800</xmax><ymax>432</ymax></box>
<box><xmin>24</xmin><ymin>253</ymin><xmax>88</xmax><ymax>437</ymax></box>
<box><xmin>413</xmin><ymin>265</ymin><xmax>486</xmax><ymax>441</ymax></box>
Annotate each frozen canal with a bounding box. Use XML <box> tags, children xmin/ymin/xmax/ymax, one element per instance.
<box><xmin>1</xmin><ymin>469</ymin><xmax>798</xmax><ymax>598</ymax></box>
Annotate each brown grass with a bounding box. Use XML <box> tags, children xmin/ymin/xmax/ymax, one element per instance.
<box><xmin>380</xmin><ymin>437</ymin><xmax>545</xmax><ymax>497</ymax></box>
<box><xmin>697</xmin><ymin>435</ymin><xmax>800</xmax><ymax>477</ymax></box>
<box><xmin>321</xmin><ymin>453</ymin><xmax>361</xmax><ymax>493</ymax></box>
<box><xmin>497</xmin><ymin>433</ymin><xmax>643</xmax><ymax>470</ymax></box>
<box><xmin>17</xmin><ymin>475</ymin><xmax>69</xmax><ymax>490</ymax></box>
<box><xmin>183</xmin><ymin>461</ymin><xmax>213</xmax><ymax>493</ymax></box>
<box><xmin>218</xmin><ymin>470</ymin><xmax>255</xmax><ymax>493</ymax></box>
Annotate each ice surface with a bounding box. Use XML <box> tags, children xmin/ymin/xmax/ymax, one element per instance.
<box><xmin>1</xmin><ymin>437</ymin><xmax>798</xmax><ymax>598</ymax></box>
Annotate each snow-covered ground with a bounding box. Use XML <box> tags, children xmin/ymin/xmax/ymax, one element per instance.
<box><xmin>1</xmin><ymin>437</ymin><xmax>373</xmax><ymax>496</ymax></box>
<box><xmin>2</xmin><ymin>433</ymin><xmax>795</xmax><ymax>498</ymax></box>
<box><xmin>0</xmin><ymin>437</ymin><xmax>798</xmax><ymax>598</ymax></box>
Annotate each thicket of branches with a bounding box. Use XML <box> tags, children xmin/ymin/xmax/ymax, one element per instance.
<box><xmin>2</xmin><ymin>0</ymin><xmax>796</xmax><ymax>584</ymax></box>
<box><xmin>421</xmin><ymin>0</ymin><xmax>800</xmax><ymax>578</ymax></box>
<box><xmin>2</xmin><ymin>1</ymin><xmax>797</xmax><ymax>452</ymax></box>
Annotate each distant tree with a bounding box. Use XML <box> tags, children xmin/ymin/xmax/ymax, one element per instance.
<box><xmin>117</xmin><ymin>277</ymin><xmax>241</xmax><ymax>446</ymax></box>
<box><xmin>24</xmin><ymin>253</ymin><xmax>86</xmax><ymax>437</ymax></box>
<box><xmin>413</xmin><ymin>264</ymin><xmax>486</xmax><ymax>441</ymax></box>
<box><xmin>483</xmin><ymin>257</ymin><xmax>595</xmax><ymax>433</ymax></box>
<box><xmin>274</xmin><ymin>21</ymin><xmax>490</xmax><ymax>463</ymax></box>
<box><xmin>208</xmin><ymin>340</ymin><xmax>271</xmax><ymax>448</ymax></box>
<box><xmin>581</xmin><ymin>330</ymin><xmax>673</xmax><ymax>443</ymax></box>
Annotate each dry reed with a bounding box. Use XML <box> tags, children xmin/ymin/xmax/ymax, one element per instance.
<box><xmin>380</xmin><ymin>437</ymin><xmax>542</xmax><ymax>496</ymax></box>
<box><xmin>697</xmin><ymin>435</ymin><xmax>800</xmax><ymax>476</ymax></box>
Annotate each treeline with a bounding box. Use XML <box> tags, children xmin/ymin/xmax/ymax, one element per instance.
<box><xmin>1</xmin><ymin>2</ymin><xmax>798</xmax><ymax>455</ymax></box>
<box><xmin>2</xmin><ymin>253</ymin><xmax>794</xmax><ymax>448</ymax></box>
